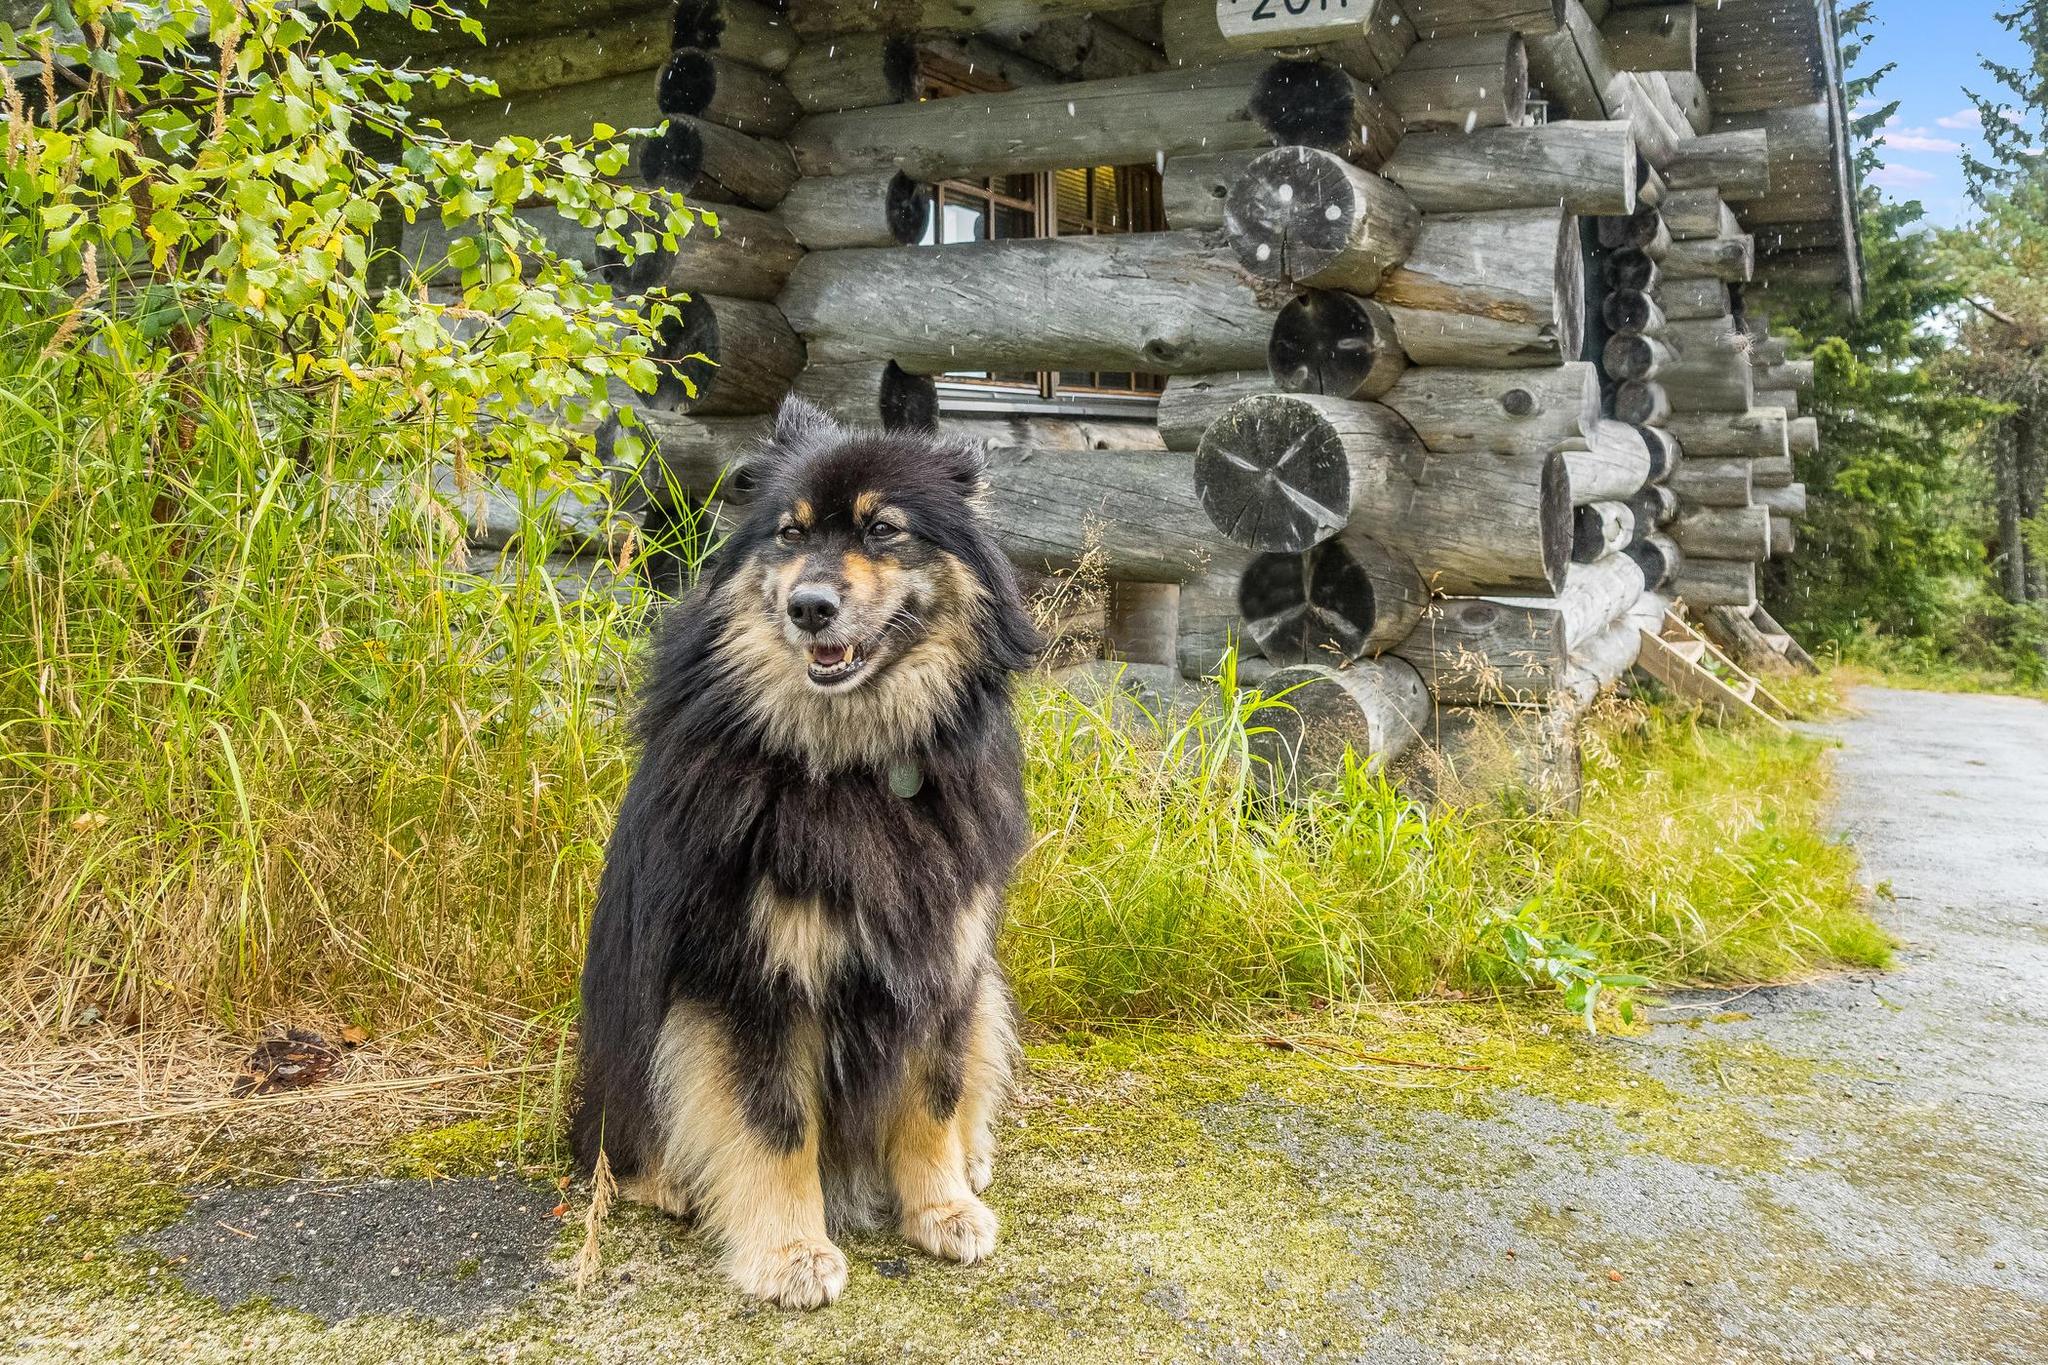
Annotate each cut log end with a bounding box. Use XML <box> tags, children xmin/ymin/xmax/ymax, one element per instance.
<box><xmin>1224</xmin><ymin>146</ymin><xmax>1419</xmax><ymax>294</ymax></box>
<box><xmin>1626</xmin><ymin>534</ymin><xmax>1680</xmax><ymax>591</ymax></box>
<box><xmin>879</xmin><ymin>361</ymin><xmax>939</xmax><ymax>432</ymax></box>
<box><xmin>1268</xmin><ymin>291</ymin><xmax>1406</xmax><ymax>401</ymax></box>
<box><xmin>1251</xmin><ymin>660</ymin><xmax>1430</xmax><ymax>788</ymax></box>
<box><xmin>884</xmin><ymin>171</ymin><xmax>934</xmax><ymax>245</ymax></box>
<box><xmin>1238</xmin><ymin>535</ymin><xmax>1426</xmax><ymax>665</ymax></box>
<box><xmin>1536</xmin><ymin>450</ymin><xmax>1574</xmax><ymax>593</ymax></box>
<box><xmin>641</xmin><ymin>123</ymin><xmax>701</xmax><ymax>190</ymax></box>
<box><xmin>1194</xmin><ymin>394</ymin><xmax>1355</xmax><ymax>554</ymax></box>
<box><xmin>1251</xmin><ymin>61</ymin><xmax>1380</xmax><ymax>160</ymax></box>
<box><xmin>1603</xmin><ymin>247</ymin><xmax>1658</xmax><ymax>293</ymax></box>
<box><xmin>657</xmin><ymin>50</ymin><xmax>718</xmax><ymax>117</ymax></box>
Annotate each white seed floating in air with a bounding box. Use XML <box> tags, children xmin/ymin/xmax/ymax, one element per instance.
<box><xmin>1278</xmin><ymin>183</ymin><xmax>1294</xmax><ymax>204</ymax></box>
<box><xmin>1255</xmin><ymin>243</ymin><xmax>1272</xmax><ymax>262</ymax></box>
<box><xmin>1325</xmin><ymin>204</ymin><xmax>1341</xmax><ymax>221</ymax></box>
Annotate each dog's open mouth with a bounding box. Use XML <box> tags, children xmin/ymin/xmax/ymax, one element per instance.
<box><xmin>806</xmin><ymin>641</ymin><xmax>868</xmax><ymax>687</ymax></box>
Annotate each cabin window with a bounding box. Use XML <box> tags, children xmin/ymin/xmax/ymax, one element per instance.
<box><xmin>917</xmin><ymin>61</ymin><xmax>1167</xmax><ymax>410</ymax></box>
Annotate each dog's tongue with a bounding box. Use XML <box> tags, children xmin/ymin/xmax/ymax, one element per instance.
<box><xmin>812</xmin><ymin>644</ymin><xmax>848</xmax><ymax>667</ymax></box>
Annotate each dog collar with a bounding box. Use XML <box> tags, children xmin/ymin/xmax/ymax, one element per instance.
<box><xmin>887</xmin><ymin>759</ymin><xmax>923</xmax><ymax>799</ymax></box>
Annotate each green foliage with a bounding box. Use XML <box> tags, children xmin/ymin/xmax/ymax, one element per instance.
<box><xmin>1767</xmin><ymin>5</ymin><xmax>2016</xmax><ymax>666</ymax></box>
<box><xmin>0</xmin><ymin>0</ymin><xmax>694</xmax><ymax>473</ymax></box>
<box><xmin>1963</xmin><ymin>0</ymin><xmax>2048</xmax><ymax>201</ymax></box>
<box><xmin>1772</xmin><ymin>193</ymin><xmax>1989</xmax><ymax>641</ymax></box>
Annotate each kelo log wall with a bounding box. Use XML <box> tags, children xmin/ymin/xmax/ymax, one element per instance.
<box><xmin>417</xmin><ymin>0</ymin><xmax>1845</xmax><ymax>797</ymax></box>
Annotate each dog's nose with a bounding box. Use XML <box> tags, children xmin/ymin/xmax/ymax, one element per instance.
<box><xmin>787</xmin><ymin>585</ymin><xmax>840</xmax><ymax>634</ymax></box>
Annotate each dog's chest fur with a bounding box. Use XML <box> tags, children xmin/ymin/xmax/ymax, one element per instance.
<box><xmin>729</xmin><ymin>750</ymin><xmax>1020</xmax><ymax>1008</ymax></box>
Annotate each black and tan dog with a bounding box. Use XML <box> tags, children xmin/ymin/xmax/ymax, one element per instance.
<box><xmin>571</xmin><ymin>397</ymin><xmax>1039</xmax><ymax>1308</ymax></box>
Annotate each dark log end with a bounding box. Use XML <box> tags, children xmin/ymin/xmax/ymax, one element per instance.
<box><xmin>1613</xmin><ymin>380</ymin><xmax>1667</xmax><ymax>426</ymax></box>
<box><xmin>1602</xmin><ymin>289</ymin><xmax>1654</xmax><ymax>335</ymax></box>
<box><xmin>1225</xmin><ymin>146</ymin><xmax>1359</xmax><ymax>283</ymax></box>
<box><xmin>1538</xmin><ymin>450</ymin><xmax>1572</xmax><ymax>593</ymax></box>
<box><xmin>653</xmin><ymin>293</ymin><xmax>719</xmax><ymax>407</ymax></box>
<box><xmin>1571</xmin><ymin>504</ymin><xmax>1608</xmax><ymax>565</ymax></box>
<box><xmin>1555</xmin><ymin>215</ymin><xmax>1586</xmax><ymax>364</ymax></box>
<box><xmin>1503</xmin><ymin>33</ymin><xmax>1530</xmax><ymax>122</ymax></box>
<box><xmin>1194</xmin><ymin>395</ymin><xmax>1353</xmax><ymax>554</ymax></box>
<box><xmin>1635</xmin><ymin>423</ymin><xmax>1677</xmax><ymax>481</ymax></box>
<box><xmin>657</xmin><ymin>50</ymin><xmax>718</xmax><ymax>118</ymax></box>
<box><xmin>1627</xmin><ymin>536</ymin><xmax>1678</xmax><ymax>591</ymax></box>
<box><xmin>1239</xmin><ymin>545</ymin><xmax>1379</xmax><ymax>666</ymax></box>
<box><xmin>1603</xmin><ymin>247</ymin><xmax>1657</xmax><ymax>292</ymax></box>
<box><xmin>673</xmin><ymin>0</ymin><xmax>724</xmax><ymax>51</ymax></box>
<box><xmin>1605</xmin><ymin>335</ymin><xmax>1654</xmax><ymax>382</ymax></box>
<box><xmin>884</xmin><ymin>172</ymin><xmax>934</xmax><ymax>246</ymax></box>
<box><xmin>878</xmin><ymin>361</ymin><xmax>938</xmax><ymax>432</ymax></box>
<box><xmin>640</xmin><ymin>121</ymin><xmax>704</xmax><ymax>191</ymax></box>
<box><xmin>1598</xmin><ymin>204</ymin><xmax>1662</xmax><ymax>252</ymax></box>
<box><xmin>595</xmin><ymin>215</ymin><xmax>672</xmax><ymax>293</ymax></box>
<box><xmin>1269</xmin><ymin>291</ymin><xmax>1398</xmax><ymax>400</ymax></box>
<box><xmin>881</xmin><ymin>36</ymin><xmax>919</xmax><ymax>103</ymax></box>
<box><xmin>1251</xmin><ymin>61</ymin><xmax>1363</xmax><ymax>156</ymax></box>
<box><xmin>1627</xmin><ymin>482</ymin><xmax>1677</xmax><ymax>533</ymax></box>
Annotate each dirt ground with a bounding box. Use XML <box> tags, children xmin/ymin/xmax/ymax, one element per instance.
<box><xmin>4</xmin><ymin>685</ymin><xmax>2046</xmax><ymax>1363</ymax></box>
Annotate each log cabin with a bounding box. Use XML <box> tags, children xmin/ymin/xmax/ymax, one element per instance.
<box><xmin>390</xmin><ymin>0</ymin><xmax>1861</xmax><ymax>799</ymax></box>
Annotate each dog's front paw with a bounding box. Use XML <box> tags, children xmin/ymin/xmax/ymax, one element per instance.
<box><xmin>965</xmin><ymin>1148</ymin><xmax>995</xmax><ymax>1195</ymax></box>
<box><xmin>732</xmin><ymin>1238</ymin><xmax>849</xmax><ymax>1309</ymax></box>
<box><xmin>902</xmin><ymin>1196</ymin><xmax>998</xmax><ymax>1264</ymax></box>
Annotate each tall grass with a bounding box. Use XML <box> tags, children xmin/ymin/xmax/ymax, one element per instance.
<box><xmin>1008</xmin><ymin>676</ymin><xmax>1887</xmax><ymax>1025</ymax></box>
<box><xmin>0</xmin><ymin>349</ymin><xmax>668</xmax><ymax>1032</ymax></box>
<box><xmin>0</xmin><ymin>352</ymin><xmax>1887</xmax><ymax>1044</ymax></box>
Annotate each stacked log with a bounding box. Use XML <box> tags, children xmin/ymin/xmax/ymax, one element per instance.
<box><xmin>411</xmin><ymin>0</ymin><xmax>1839</xmax><ymax>792</ymax></box>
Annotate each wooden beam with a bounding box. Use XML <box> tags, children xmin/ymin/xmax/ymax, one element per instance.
<box><xmin>1382</xmin><ymin>361</ymin><xmax>1600</xmax><ymax>457</ymax></box>
<box><xmin>674</xmin><ymin>0</ymin><xmax>800</xmax><ymax>72</ymax></box>
<box><xmin>1251</xmin><ymin>660</ymin><xmax>1432</xmax><ymax>786</ymax></box>
<box><xmin>658</xmin><ymin>50</ymin><xmax>801</xmax><ymax>136</ymax></box>
<box><xmin>788</xmin><ymin>60</ymin><xmax>1267</xmax><ymax>180</ymax></box>
<box><xmin>1383</xmin><ymin>33</ymin><xmax>1529</xmax><ymax>132</ymax></box>
<box><xmin>1194</xmin><ymin>392</ymin><xmax>1571</xmax><ymax>592</ymax></box>
<box><xmin>788</xmin><ymin>0</ymin><xmax>1128</xmax><ymax>36</ymax></box>
<box><xmin>781</xmin><ymin>36</ymin><xmax>918</xmax><ymax>114</ymax></box>
<box><xmin>779</xmin><ymin>231</ymin><xmax>1283</xmax><ymax>375</ymax></box>
<box><xmin>1663</xmin><ymin>128</ymin><xmax>1771</xmax><ymax>200</ymax></box>
<box><xmin>1378</xmin><ymin>207</ymin><xmax>1586</xmax><ymax>367</ymax></box>
<box><xmin>1380</xmin><ymin>120</ymin><xmax>1639</xmax><ymax>215</ymax></box>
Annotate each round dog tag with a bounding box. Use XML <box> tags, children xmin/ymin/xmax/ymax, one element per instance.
<box><xmin>887</xmin><ymin>760</ymin><xmax>924</xmax><ymax>799</ymax></box>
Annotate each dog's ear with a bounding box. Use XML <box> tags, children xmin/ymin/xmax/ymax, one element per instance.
<box><xmin>754</xmin><ymin>395</ymin><xmax>842</xmax><ymax>480</ymax></box>
<box><xmin>931</xmin><ymin>434</ymin><xmax>989</xmax><ymax>503</ymax></box>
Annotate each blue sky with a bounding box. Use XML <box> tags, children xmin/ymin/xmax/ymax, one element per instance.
<box><xmin>1861</xmin><ymin>0</ymin><xmax>2030</xmax><ymax>226</ymax></box>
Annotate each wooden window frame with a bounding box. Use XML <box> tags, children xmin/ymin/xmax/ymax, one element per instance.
<box><xmin>918</xmin><ymin>62</ymin><xmax>1164</xmax><ymax>405</ymax></box>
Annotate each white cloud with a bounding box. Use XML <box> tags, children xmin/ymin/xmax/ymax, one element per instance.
<box><xmin>1883</xmin><ymin>128</ymin><xmax>1963</xmax><ymax>153</ymax></box>
<box><xmin>1872</xmin><ymin>164</ymin><xmax>1937</xmax><ymax>188</ymax></box>
<box><xmin>1935</xmin><ymin>108</ymin><xmax>1983</xmax><ymax>131</ymax></box>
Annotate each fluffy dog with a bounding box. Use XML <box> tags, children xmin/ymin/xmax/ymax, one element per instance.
<box><xmin>571</xmin><ymin>397</ymin><xmax>1039</xmax><ymax>1308</ymax></box>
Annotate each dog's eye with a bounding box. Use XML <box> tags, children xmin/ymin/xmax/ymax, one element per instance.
<box><xmin>866</xmin><ymin>521</ymin><xmax>901</xmax><ymax>542</ymax></box>
<box><xmin>777</xmin><ymin>525</ymin><xmax>804</xmax><ymax>545</ymax></box>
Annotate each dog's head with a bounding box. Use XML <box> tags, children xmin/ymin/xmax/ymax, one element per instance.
<box><xmin>704</xmin><ymin>398</ymin><xmax>1039</xmax><ymax>767</ymax></box>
